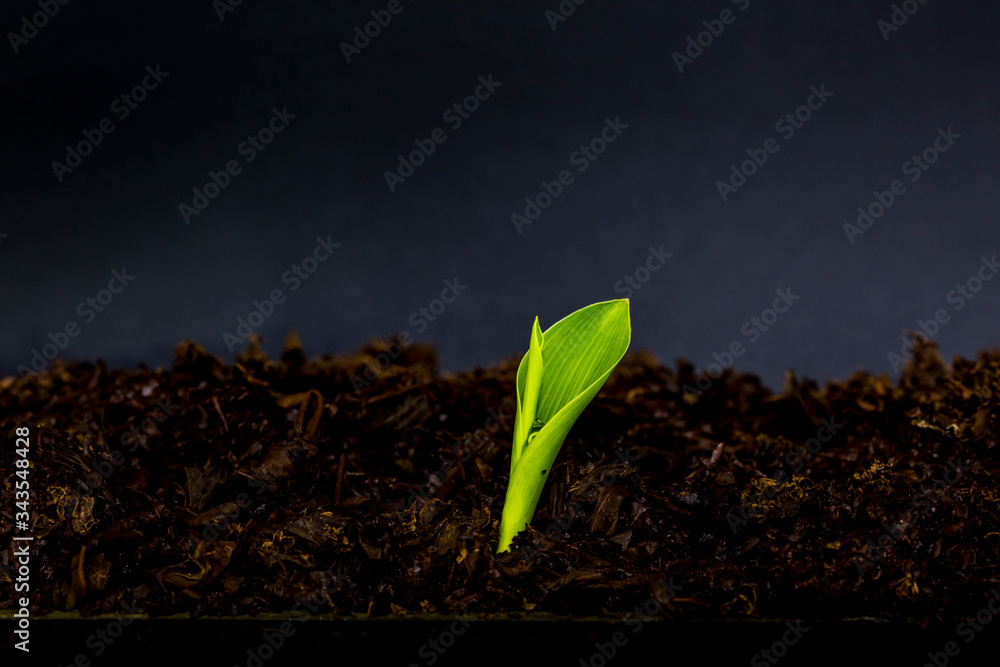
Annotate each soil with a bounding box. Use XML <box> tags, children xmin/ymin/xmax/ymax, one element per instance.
<box><xmin>1</xmin><ymin>334</ymin><xmax>998</xmax><ymax>629</ymax></box>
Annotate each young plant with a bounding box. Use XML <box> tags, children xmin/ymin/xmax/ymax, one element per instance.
<box><xmin>496</xmin><ymin>298</ymin><xmax>631</xmax><ymax>553</ymax></box>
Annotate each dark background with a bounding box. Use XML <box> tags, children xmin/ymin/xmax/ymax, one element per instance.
<box><xmin>3</xmin><ymin>1</ymin><xmax>998</xmax><ymax>390</ymax></box>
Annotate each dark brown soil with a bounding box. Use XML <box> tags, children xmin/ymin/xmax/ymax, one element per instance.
<box><xmin>1</xmin><ymin>334</ymin><xmax>998</xmax><ymax>627</ymax></box>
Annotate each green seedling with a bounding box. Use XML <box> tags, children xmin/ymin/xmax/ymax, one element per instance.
<box><xmin>497</xmin><ymin>298</ymin><xmax>631</xmax><ymax>553</ymax></box>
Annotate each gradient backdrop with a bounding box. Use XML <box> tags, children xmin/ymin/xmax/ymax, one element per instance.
<box><xmin>3</xmin><ymin>1</ymin><xmax>999</xmax><ymax>390</ymax></box>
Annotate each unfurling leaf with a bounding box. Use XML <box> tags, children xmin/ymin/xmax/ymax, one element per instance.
<box><xmin>497</xmin><ymin>299</ymin><xmax>631</xmax><ymax>553</ymax></box>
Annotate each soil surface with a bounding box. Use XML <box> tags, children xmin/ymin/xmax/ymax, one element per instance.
<box><xmin>1</xmin><ymin>334</ymin><xmax>998</xmax><ymax>627</ymax></box>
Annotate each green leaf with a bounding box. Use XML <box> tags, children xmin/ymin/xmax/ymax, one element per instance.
<box><xmin>497</xmin><ymin>299</ymin><xmax>631</xmax><ymax>553</ymax></box>
<box><xmin>512</xmin><ymin>317</ymin><xmax>543</xmax><ymax>469</ymax></box>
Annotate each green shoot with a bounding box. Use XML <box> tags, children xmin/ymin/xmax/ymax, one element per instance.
<box><xmin>497</xmin><ymin>298</ymin><xmax>631</xmax><ymax>553</ymax></box>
